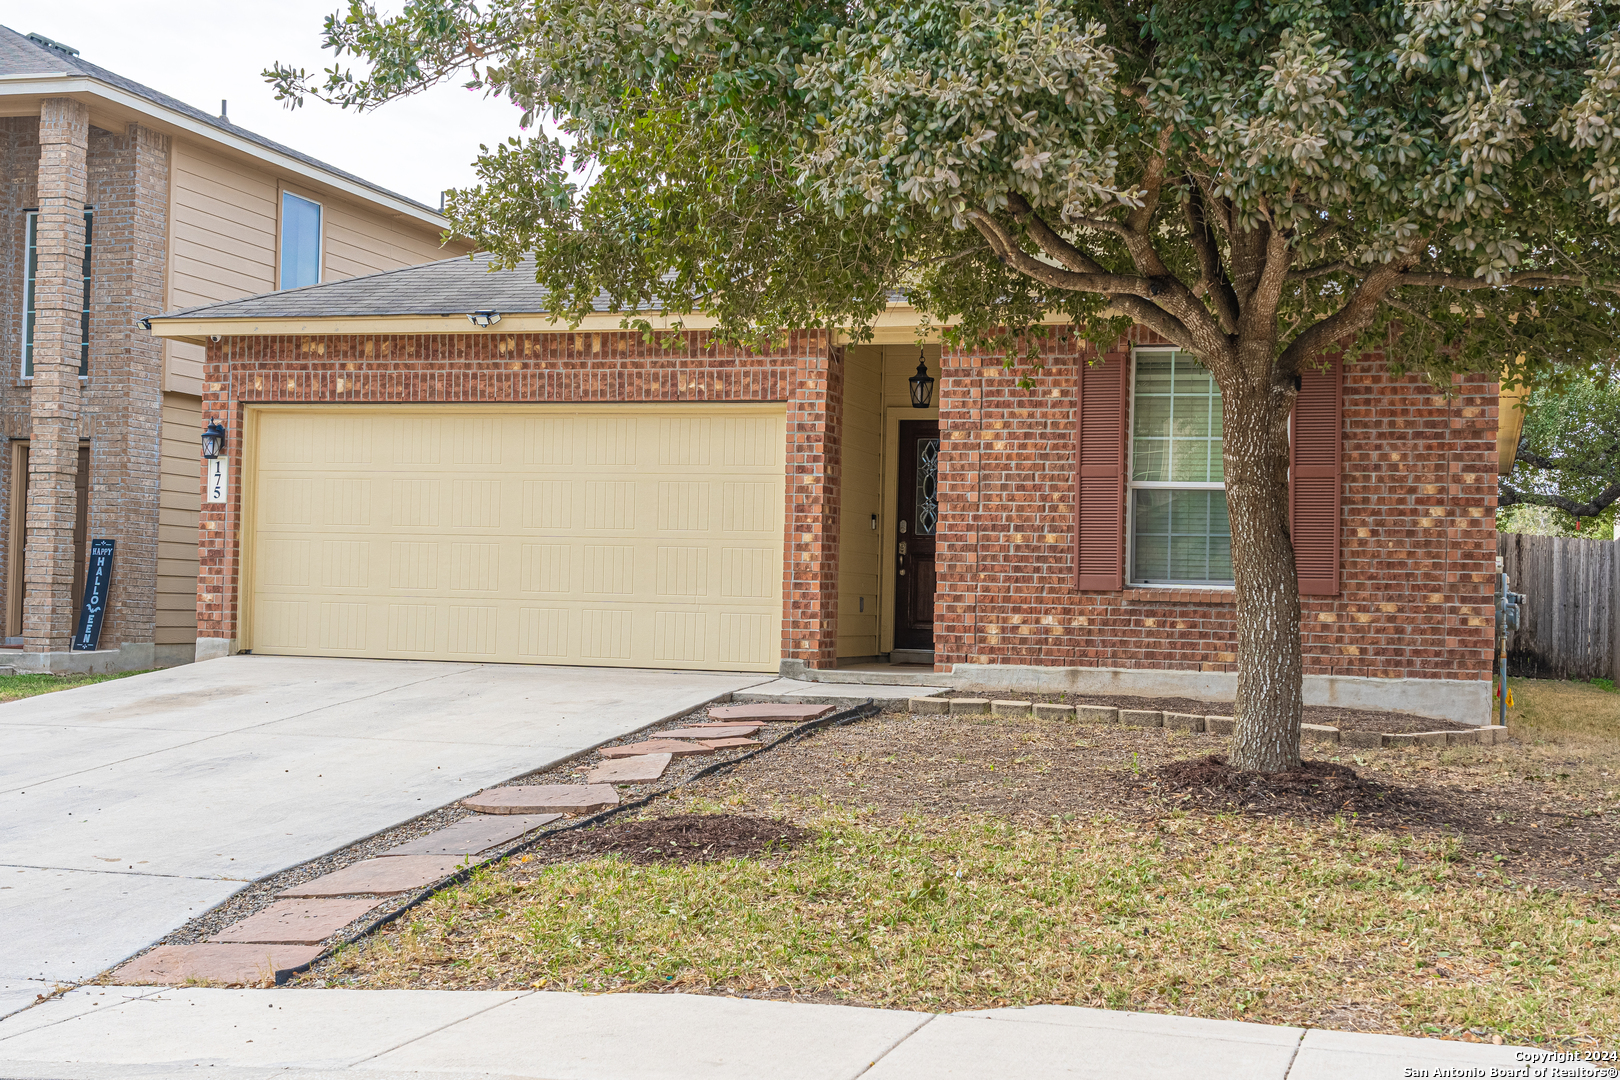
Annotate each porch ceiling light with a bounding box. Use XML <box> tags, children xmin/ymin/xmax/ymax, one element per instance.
<box><xmin>201</xmin><ymin>420</ymin><xmax>227</xmax><ymax>460</ymax></box>
<box><xmin>909</xmin><ymin>352</ymin><xmax>935</xmax><ymax>409</ymax></box>
<box><xmin>467</xmin><ymin>310</ymin><xmax>502</xmax><ymax>329</ymax></box>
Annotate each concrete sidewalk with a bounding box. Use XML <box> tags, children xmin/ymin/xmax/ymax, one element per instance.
<box><xmin>0</xmin><ymin>987</ymin><xmax>1546</xmax><ymax>1080</ymax></box>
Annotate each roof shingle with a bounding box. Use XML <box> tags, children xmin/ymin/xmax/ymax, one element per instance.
<box><xmin>152</xmin><ymin>253</ymin><xmax>603</xmax><ymax>320</ymax></box>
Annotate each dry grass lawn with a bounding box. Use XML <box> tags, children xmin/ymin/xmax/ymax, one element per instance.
<box><xmin>307</xmin><ymin>679</ymin><xmax>1620</xmax><ymax>1048</ymax></box>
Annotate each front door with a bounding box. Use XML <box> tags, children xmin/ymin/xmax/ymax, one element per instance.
<box><xmin>894</xmin><ymin>420</ymin><xmax>939</xmax><ymax>652</ymax></box>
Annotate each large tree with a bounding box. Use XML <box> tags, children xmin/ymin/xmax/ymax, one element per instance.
<box><xmin>271</xmin><ymin>0</ymin><xmax>1620</xmax><ymax>771</ymax></box>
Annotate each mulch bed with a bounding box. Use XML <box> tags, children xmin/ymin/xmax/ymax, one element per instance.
<box><xmin>1151</xmin><ymin>754</ymin><xmax>1429</xmax><ymax>818</ymax></box>
<box><xmin>677</xmin><ymin>711</ymin><xmax>1620</xmax><ymax>895</ymax></box>
<box><xmin>940</xmin><ymin>690</ymin><xmax>1471</xmax><ymax>733</ymax></box>
<box><xmin>531</xmin><ymin>814</ymin><xmax>811</xmax><ymax>865</ymax></box>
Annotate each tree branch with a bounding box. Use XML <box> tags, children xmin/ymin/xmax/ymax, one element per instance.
<box><xmin>1514</xmin><ymin>447</ymin><xmax>1620</xmax><ymax>478</ymax></box>
<box><xmin>966</xmin><ymin>211</ymin><xmax>1154</xmax><ymax>295</ymax></box>
<box><xmin>1182</xmin><ymin>175</ymin><xmax>1239</xmax><ymax>334</ymax></box>
<box><xmin>1277</xmin><ymin>262</ymin><xmax>1413</xmax><ymax>373</ymax></box>
<box><xmin>1499</xmin><ymin>479</ymin><xmax>1620</xmax><ymax>517</ymax></box>
<box><xmin>980</xmin><ymin>198</ymin><xmax>1199</xmax><ymax>351</ymax></box>
<box><xmin>1381</xmin><ymin>295</ymin><xmax>1450</xmax><ymax>337</ymax></box>
<box><xmin>1397</xmin><ymin>271</ymin><xmax>1620</xmax><ymax>294</ymax></box>
<box><xmin>1287</xmin><ymin>260</ymin><xmax>1356</xmax><ymax>281</ymax></box>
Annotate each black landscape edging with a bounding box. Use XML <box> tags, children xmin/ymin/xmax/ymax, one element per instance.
<box><xmin>275</xmin><ymin>697</ymin><xmax>881</xmax><ymax>984</ymax></box>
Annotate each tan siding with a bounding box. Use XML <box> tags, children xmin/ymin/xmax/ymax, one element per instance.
<box><xmin>157</xmin><ymin>392</ymin><xmax>202</xmax><ymax>646</ymax></box>
<box><xmin>323</xmin><ymin>199</ymin><xmax>454</xmax><ymax>280</ymax></box>
<box><xmin>166</xmin><ymin>143</ymin><xmax>278</xmax><ymax>392</ymax></box>
<box><xmin>837</xmin><ymin>346</ymin><xmax>884</xmax><ymax>658</ymax></box>
<box><xmin>164</xmin><ymin>143</ymin><xmax>466</xmax><ymax>393</ymax></box>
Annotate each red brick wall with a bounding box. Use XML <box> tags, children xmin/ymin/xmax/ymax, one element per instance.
<box><xmin>197</xmin><ymin>329</ymin><xmax>841</xmax><ymax>665</ymax></box>
<box><xmin>934</xmin><ymin>328</ymin><xmax>1498</xmax><ymax>683</ymax></box>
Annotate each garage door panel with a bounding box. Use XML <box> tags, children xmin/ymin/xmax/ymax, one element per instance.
<box><xmin>250</xmin><ymin>406</ymin><xmax>783</xmax><ymax>670</ymax></box>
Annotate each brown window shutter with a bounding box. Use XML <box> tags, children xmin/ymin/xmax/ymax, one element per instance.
<box><xmin>1074</xmin><ymin>351</ymin><xmax>1128</xmax><ymax>590</ymax></box>
<box><xmin>1290</xmin><ymin>356</ymin><xmax>1343</xmax><ymax>595</ymax></box>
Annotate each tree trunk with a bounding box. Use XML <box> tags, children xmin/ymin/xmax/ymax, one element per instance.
<box><xmin>1222</xmin><ymin>375</ymin><xmax>1304</xmax><ymax>772</ymax></box>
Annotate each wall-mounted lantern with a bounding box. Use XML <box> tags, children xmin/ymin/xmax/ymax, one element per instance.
<box><xmin>909</xmin><ymin>352</ymin><xmax>935</xmax><ymax>409</ymax></box>
<box><xmin>201</xmin><ymin>421</ymin><xmax>227</xmax><ymax>460</ymax></box>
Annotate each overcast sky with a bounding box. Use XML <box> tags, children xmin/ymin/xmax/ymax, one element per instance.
<box><xmin>23</xmin><ymin>2</ymin><xmax>527</xmax><ymax>207</ymax></box>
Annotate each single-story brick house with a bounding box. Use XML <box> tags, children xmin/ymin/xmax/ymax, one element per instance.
<box><xmin>145</xmin><ymin>254</ymin><xmax>1501</xmax><ymax>724</ymax></box>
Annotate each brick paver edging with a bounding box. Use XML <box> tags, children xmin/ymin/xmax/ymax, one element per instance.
<box><xmin>271</xmin><ymin>696</ymin><xmax>885</xmax><ymax>986</ymax></box>
<box><xmin>915</xmin><ymin>698</ymin><xmax>1510</xmax><ymax>749</ymax></box>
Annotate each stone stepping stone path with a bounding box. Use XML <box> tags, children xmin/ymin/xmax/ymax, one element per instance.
<box><xmin>586</xmin><ymin>753</ymin><xmax>673</xmax><ymax>784</ymax></box>
<box><xmin>709</xmin><ymin>702</ymin><xmax>834</xmax><ymax>721</ymax></box>
<box><xmin>658</xmin><ymin>724</ymin><xmax>763</xmax><ymax>739</ymax></box>
<box><xmin>207</xmin><ymin>899</ymin><xmax>379</xmax><ymax>945</ymax></box>
<box><xmin>598</xmin><ymin>739</ymin><xmax>716</xmax><ymax>759</ymax></box>
<box><xmin>380</xmin><ymin>813</ymin><xmax>562</xmax><ymax>856</ymax></box>
<box><xmin>111</xmin><ymin>700</ymin><xmax>838</xmax><ymax>987</ymax></box>
<box><xmin>280</xmin><ymin>855</ymin><xmax>472</xmax><ymax>898</ymax></box>
<box><xmin>110</xmin><ymin>943</ymin><xmax>323</xmax><ymax>986</ymax></box>
<box><xmin>462</xmin><ymin>784</ymin><xmax>619</xmax><ymax>815</ymax></box>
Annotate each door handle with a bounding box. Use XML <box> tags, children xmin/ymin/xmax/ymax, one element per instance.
<box><xmin>897</xmin><ymin>541</ymin><xmax>906</xmax><ymax>556</ymax></box>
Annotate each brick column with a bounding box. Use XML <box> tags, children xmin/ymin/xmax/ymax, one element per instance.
<box><xmin>933</xmin><ymin>341</ymin><xmax>982</xmax><ymax>669</ymax></box>
<box><xmin>84</xmin><ymin>122</ymin><xmax>169</xmax><ymax>650</ymax></box>
<box><xmin>23</xmin><ymin>98</ymin><xmax>89</xmax><ymax>652</ymax></box>
<box><xmin>196</xmin><ymin>339</ymin><xmax>240</xmax><ymax>657</ymax></box>
<box><xmin>781</xmin><ymin>333</ymin><xmax>841</xmax><ymax>669</ymax></box>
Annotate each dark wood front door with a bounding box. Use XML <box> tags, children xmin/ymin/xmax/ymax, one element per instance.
<box><xmin>894</xmin><ymin>420</ymin><xmax>939</xmax><ymax>651</ymax></box>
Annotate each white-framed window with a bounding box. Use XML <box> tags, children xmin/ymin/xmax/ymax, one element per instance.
<box><xmin>278</xmin><ymin>190</ymin><xmax>323</xmax><ymax>289</ymax></box>
<box><xmin>1127</xmin><ymin>347</ymin><xmax>1233</xmax><ymax>586</ymax></box>
<box><xmin>22</xmin><ymin>207</ymin><xmax>93</xmax><ymax>379</ymax></box>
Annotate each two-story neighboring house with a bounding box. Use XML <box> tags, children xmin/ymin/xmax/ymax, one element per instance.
<box><xmin>0</xmin><ymin>25</ymin><xmax>470</xmax><ymax>670</ymax></box>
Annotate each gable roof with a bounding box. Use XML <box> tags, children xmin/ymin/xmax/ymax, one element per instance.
<box><xmin>155</xmin><ymin>253</ymin><xmax>574</xmax><ymax>321</ymax></box>
<box><xmin>142</xmin><ymin>253</ymin><xmax>950</xmax><ymax>343</ymax></box>
<box><xmin>0</xmin><ymin>25</ymin><xmax>441</xmax><ymax>223</ymax></box>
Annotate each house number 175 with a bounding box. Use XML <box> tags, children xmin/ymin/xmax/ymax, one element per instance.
<box><xmin>206</xmin><ymin>457</ymin><xmax>228</xmax><ymax>504</ymax></box>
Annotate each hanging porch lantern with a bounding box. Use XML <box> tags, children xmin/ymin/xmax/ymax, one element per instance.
<box><xmin>909</xmin><ymin>352</ymin><xmax>935</xmax><ymax>409</ymax></box>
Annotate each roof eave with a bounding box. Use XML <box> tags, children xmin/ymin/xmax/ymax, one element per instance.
<box><xmin>0</xmin><ymin>73</ymin><xmax>449</xmax><ymax>230</ymax></box>
<box><xmin>144</xmin><ymin>305</ymin><xmax>1077</xmax><ymax>345</ymax></box>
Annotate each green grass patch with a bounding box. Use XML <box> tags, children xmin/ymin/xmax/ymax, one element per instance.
<box><xmin>0</xmin><ymin>669</ymin><xmax>146</xmax><ymax>704</ymax></box>
<box><xmin>322</xmin><ymin>804</ymin><xmax>1620</xmax><ymax>1044</ymax></box>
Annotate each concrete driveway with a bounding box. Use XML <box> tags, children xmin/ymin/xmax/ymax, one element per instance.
<box><xmin>0</xmin><ymin>656</ymin><xmax>768</xmax><ymax>1014</ymax></box>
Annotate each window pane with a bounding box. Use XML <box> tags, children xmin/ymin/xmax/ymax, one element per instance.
<box><xmin>1170</xmin><ymin>439</ymin><xmax>1209</xmax><ymax>482</ymax></box>
<box><xmin>1131</xmin><ymin>489</ymin><xmax>1233</xmax><ymax>585</ymax></box>
<box><xmin>80</xmin><ymin>210</ymin><xmax>92</xmax><ymax>376</ymax></box>
<box><xmin>22</xmin><ymin>209</ymin><xmax>92</xmax><ymax>378</ymax></box>
<box><xmin>1134</xmin><ymin>352</ymin><xmax>1174</xmax><ymax>394</ymax></box>
<box><xmin>23</xmin><ymin>212</ymin><xmax>37</xmax><ymax>378</ymax></box>
<box><xmin>1132</xmin><ymin>392</ymin><xmax>1171</xmax><ymax>439</ymax></box>
<box><xmin>280</xmin><ymin>192</ymin><xmax>322</xmax><ymax>289</ymax></box>
<box><xmin>1132</xmin><ymin>349</ymin><xmax>1223</xmax><ymax>484</ymax></box>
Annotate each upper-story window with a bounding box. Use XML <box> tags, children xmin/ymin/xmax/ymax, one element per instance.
<box><xmin>279</xmin><ymin>191</ymin><xmax>323</xmax><ymax>289</ymax></box>
<box><xmin>1128</xmin><ymin>349</ymin><xmax>1233</xmax><ymax>586</ymax></box>
<box><xmin>22</xmin><ymin>208</ymin><xmax>93</xmax><ymax>379</ymax></box>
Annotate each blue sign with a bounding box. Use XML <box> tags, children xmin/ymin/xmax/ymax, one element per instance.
<box><xmin>71</xmin><ymin>539</ymin><xmax>115</xmax><ymax>652</ymax></box>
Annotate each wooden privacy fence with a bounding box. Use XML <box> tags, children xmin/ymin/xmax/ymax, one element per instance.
<box><xmin>1498</xmin><ymin>533</ymin><xmax>1620</xmax><ymax>681</ymax></box>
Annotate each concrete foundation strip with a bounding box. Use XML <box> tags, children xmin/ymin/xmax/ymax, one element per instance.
<box><xmin>271</xmin><ymin>696</ymin><xmax>883</xmax><ymax>984</ymax></box>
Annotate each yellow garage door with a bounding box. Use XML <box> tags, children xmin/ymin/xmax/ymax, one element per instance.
<box><xmin>246</xmin><ymin>404</ymin><xmax>785</xmax><ymax>671</ymax></box>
